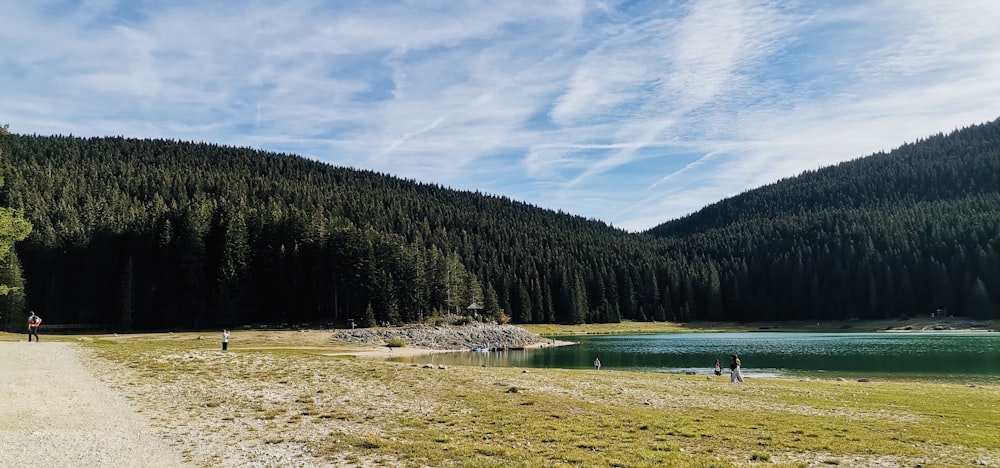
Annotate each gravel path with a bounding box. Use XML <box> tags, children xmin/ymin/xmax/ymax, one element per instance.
<box><xmin>0</xmin><ymin>341</ymin><xmax>186</xmax><ymax>468</ymax></box>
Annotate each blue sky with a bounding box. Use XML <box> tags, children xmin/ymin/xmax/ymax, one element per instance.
<box><xmin>3</xmin><ymin>1</ymin><xmax>999</xmax><ymax>231</ymax></box>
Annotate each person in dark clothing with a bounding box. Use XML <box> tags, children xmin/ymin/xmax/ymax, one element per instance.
<box><xmin>27</xmin><ymin>311</ymin><xmax>42</xmax><ymax>342</ymax></box>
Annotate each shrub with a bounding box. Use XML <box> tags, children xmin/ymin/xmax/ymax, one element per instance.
<box><xmin>386</xmin><ymin>337</ymin><xmax>406</xmax><ymax>348</ymax></box>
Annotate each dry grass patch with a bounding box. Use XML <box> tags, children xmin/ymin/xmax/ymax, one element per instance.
<box><xmin>75</xmin><ymin>330</ymin><xmax>1000</xmax><ymax>467</ymax></box>
<box><xmin>520</xmin><ymin>317</ymin><xmax>998</xmax><ymax>335</ymax></box>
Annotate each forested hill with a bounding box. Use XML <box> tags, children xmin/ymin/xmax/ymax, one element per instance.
<box><xmin>0</xmin><ymin>118</ymin><xmax>997</xmax><ymax>330</ymax></box>
<box><xmin>646</xmin><ymin>118</ymin><xmax>1000</xmax><ymax>239</ymax></box>
<box><xmin>639</xmin><ymin>118</ymin><xmax>999</xmax><ymax>321</ymax></box>
<box><xmin>0</xmin><ymin>134</ymin><xmax>663</xmax><ymax>329</ymax></box>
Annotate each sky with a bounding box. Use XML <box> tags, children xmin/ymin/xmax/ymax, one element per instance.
<box><xmin>2</xmin><ymin>1</ymin><xmax>999</xmax><ymax>231</ymax></box>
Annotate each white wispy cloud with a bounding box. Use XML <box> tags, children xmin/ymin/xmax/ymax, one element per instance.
<box><xmin>1</xmin><ymin>0</ymin><xmax>998</xmax><ymax>231</ymax></box>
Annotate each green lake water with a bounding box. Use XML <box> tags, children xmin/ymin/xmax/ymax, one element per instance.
<box><xmin>390</xmin><ymin>332</ymin><xmax>1000</xmax><ymax>382</ymax></box>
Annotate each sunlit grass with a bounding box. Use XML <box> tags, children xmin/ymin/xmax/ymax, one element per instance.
<box><xmin>65</xmin><ymin>330</ymin><xmax>1000</xmax><ymax>467</ymax></box>
<box><xmin>521</xmin><ymin>318</ymin><xmax>998</xmax><ymax>335</ymax></box>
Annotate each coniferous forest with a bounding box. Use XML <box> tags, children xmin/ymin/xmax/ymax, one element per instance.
<box><xmin>0</xmin><ymin>118</ymin><xmax>997</xmax><ymax>330</ymax></box>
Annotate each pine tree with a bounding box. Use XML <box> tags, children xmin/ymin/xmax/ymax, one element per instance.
<box><xmin>0</xmin><ymin>253</ymin><xmax>28</xmax><ymax>332</ymax></box>
<box><xmin>966</xmin><ymin>278</ymin><xmax>997</xmax><ymax>319</ymax></box>
<box><xmin>0</xmin><ymin>126</ymin><xmax>32</xmax><ymax>322</ymax></box>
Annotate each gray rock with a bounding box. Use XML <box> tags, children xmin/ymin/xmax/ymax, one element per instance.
<box><xmin>331</xmin><ymin>323</ymin><xmax>548</xmax><ymax>351</ymax></box>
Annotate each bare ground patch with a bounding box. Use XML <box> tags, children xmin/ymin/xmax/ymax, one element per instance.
<box><xmin>67</xmin><ymin>330</ymin><xmax>1000</xmax><ymax>467</ymax></box>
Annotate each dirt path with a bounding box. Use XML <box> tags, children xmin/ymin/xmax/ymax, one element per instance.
<box><xmin>0</xmin><ymin>341</ymin><xmax>186</xmax><ymax>468</ymax></box>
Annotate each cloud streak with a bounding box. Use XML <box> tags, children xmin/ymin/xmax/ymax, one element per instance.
<box><xmin>2</xmin><ymin>0</ymin><xmax>998</xmax><ymax>231</ymax></box>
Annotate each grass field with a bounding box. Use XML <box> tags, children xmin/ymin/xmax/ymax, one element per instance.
<box><xmin>0</xmin><ymin>324</ymin><xmax>1000</xmax><ymax>467</ymax></box>
<box><xmin>9</xmin><ymin>325</ymin><xmax>995</xmax><ymax>468</ymax></box>
<box><xmin>520</xmin><ymin>317</ymin><xmax>997</xmax><ymax>336</ymax></box>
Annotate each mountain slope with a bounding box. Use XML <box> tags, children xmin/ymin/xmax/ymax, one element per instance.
<box><xmin>646</xmin><ymin>117</ymin><xmax>1000</xmax><ymax>238</ymax></box>
<box><xmin>0</xmin><ymin>135</ymin><xmax>654</xmax><ymax>328</ymax></box>
<box><xmin>643</xmin><ymin>118</ymin><xmax>1000</xmax><ymax>321</ymax></box>
<box><xmin>0</xmin><ymin>118</ymin><xmax>997</xmax><ymax>329</ymax></box>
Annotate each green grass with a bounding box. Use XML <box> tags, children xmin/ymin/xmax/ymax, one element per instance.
<box><xmin>26</xmin><ymin>330</ymin><xmax>1000</xmax><ymax>467</ymax></box>
<box><xmin>5</xmin><ymin>333</ymin><xmax>1000</xmax><ymax>467</ymax></box>
<box><xmin>521</xmin><ymin>318</ymin><xmax>998</xmax><ymax>335</ymax></box>
<box><xmin>386</xmin><ymin>337</ymin><xmax>406</xmax><ymax>347</ymax></box>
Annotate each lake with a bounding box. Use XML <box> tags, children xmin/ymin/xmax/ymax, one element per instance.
<box><xmin>390</xmin><ymin>332</ymin><xmax>1000</xmax><ymax>381</ymax></box>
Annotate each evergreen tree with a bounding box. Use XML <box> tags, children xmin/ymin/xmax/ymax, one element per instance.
<box><xmin>966</xmin><ymin>278</ymin><xmax>997</xmax><ymax>319</ymax></box>
<box><xmin>361</xmin><ymin>302</ymin><xmax>376</xmax><ymax>328</ymax></box>
<box><xmin>0</xmin><ymin>252</ymin><xmax>28</xmax><ymax>332</ymax></box>
<box><xmin>0</xmin><ymin>126</ymin><xmax>32</xmax><ymax>328</ymax></box>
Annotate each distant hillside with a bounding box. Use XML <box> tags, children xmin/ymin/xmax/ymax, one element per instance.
<box><xmin>644</xmin><ymin>118</ymin><xmax>999</xmax><ymax>321</ymax></box>
<box><xmin>0</xmin><ymin>118</ymin><xmax>996</xmax><ymax>330</ymax></box>
<box><xmin>646</xmin><ymin>117</ymin><xmax>1000</xmax><ymax>238</ymax></box>
<box><xmin>0</xmin><ymin>134</ymin><xmax>664</xmax><ymax>329</ymax></box>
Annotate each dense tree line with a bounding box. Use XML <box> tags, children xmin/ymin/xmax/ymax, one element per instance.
<box><xmin>0</xmin><ymin>134</ymin><xmax>652</xmax><ymax>329</ymax></box>
<box><xmin>646</xmin><ymin>119</ymin><xmax>1000</xmax><ymax>321</ymax></box>
<box><xmin>0</xmin><ymin>118</ymin><xmax>997</xmax><ymax>330</ymax></box>
<box><xmin>0</xmin><ymin>125</ymin><xmax>32</xmax><ymax>331</ymax></box>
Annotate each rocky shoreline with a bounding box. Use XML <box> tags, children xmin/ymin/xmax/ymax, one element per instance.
<box><xmin>330</xmin><ymin>323</ymin><xmax>554</xmax><ymax>350</ymax></box>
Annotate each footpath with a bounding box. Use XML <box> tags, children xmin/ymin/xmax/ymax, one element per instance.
<box><xmin>0</xmin><ymin>340</ymin><xmax>186</xmax><ymax>468</ymax></box>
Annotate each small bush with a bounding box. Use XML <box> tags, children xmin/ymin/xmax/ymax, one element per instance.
<box><xmin>386</xmin><ymin>337</ymin><xmax>406</xmax><ymax>348</ymax></box>
<box><xmin>750</xmin><ymin>452</ymin><xmax>771</xmax><ymax>461</ymax></box>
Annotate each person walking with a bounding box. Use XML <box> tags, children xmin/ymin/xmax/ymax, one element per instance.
<box><xmin>729</xmin><ymin>354</ymin><xmax>744</xmax><ymax>383</ymax></box>
<box><xmin>27</xmin><ymin>311</ymin><xmax>42</xmax><ymax>342</ymax></box>
<box><xmin>713</xmin><ymin>359</ymin><xmax>722</xmax><ymax>376</ymax></box>
<box><xmin>594</xmin><ymin>357</ymin><xmax>601</xmax><ymax>370</ymax></box>
<box><xmin>222</xmin><ymin>329</ymin><xmax>230</xmax><ymax>351</ymax></box>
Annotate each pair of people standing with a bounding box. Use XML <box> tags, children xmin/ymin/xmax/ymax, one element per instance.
<box><xmin>713</xmin><ymin>356</ymin><xmax>744</xmax><ymax>382</ymax></box>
